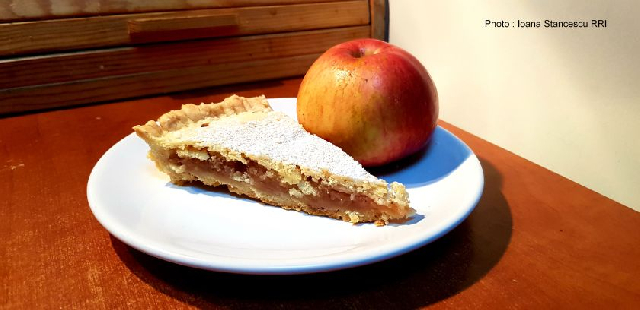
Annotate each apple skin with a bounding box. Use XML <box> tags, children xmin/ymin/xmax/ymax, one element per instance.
<box><xmin>297</xmin><ymin>38</ymin><xmax>438</xmax><ymax>167</ymax></box>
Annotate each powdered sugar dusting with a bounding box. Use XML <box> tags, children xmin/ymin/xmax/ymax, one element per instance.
<box><xmin>170</xmin><ymin>111</ymin><xmax>379</xmax><ymax>182</ymax></box>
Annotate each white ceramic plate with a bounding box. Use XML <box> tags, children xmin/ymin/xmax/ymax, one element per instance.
<box><xmin>87</xmin><ymin>98</ymin><xmax>483</xmax><ymax>275</ymax></box>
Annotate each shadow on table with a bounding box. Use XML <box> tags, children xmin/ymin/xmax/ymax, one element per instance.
<box><xmin>111</xmin><ymin>158</ymin><xmax>512</xmax><ymax>309</ymax></box>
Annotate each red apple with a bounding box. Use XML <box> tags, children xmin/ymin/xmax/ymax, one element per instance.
<box><xmin>297</xmin><ymin>38</ymin><xmax>439</xmax><ymax>167</ymax></box>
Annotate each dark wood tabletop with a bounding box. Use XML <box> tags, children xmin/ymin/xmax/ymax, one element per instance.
<box><xmin>2</xmin><ymin>78</ymin><xmax>639</xmax><ymax>309</ymax></box>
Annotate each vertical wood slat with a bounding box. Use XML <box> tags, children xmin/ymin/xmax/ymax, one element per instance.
<box><xmin>0</xmin><ymin>1</ymin><xmax>370</xmax><ymax>57</ymax></box>
<box><xmin>369</xmin><ymin>0</ymin><xmax>386</xmax><ymax>41</ymax></box>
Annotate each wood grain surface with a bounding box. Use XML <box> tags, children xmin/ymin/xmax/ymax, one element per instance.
<box><xmin>0</xmin><ymin>54</ymin><xmax>318</xmax><ymax>114</ymax></box>
<box><xmin>0</xmin><ymin>26</ymin><xmax>370</xmax><ymax>114</ymax></box>
<box><xmin>1</xmin><ymin>78</ymin><xmax>639</xmax><ymax>309</ymax></box>
<box><xmin>0</xmin><ymin>26</ymin><xmax>369</xmax><ymax>89</ymax></box>
<box><xmin>369</xmin><ymin>0</ymin><xmax>385</xmax><ymax>40</ymax></box>
<box><xmin>0</xmin><ymin>0</ymin><xmax>344</xmax><ymax>22</ymax></box>
<box><xmin>0</xmin><ymin>1</ymin><xmax>369</xmax><ymax>56</ymax></box>
<box><xmin>127</xmin><ymin>12</ymin><xmax>239</xmax><ymax>44</ymax></box>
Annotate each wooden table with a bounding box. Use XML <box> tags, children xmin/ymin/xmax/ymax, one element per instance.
<box><xmin>2</xmin><ymin>78</ymin><xmax>639</xmax><ymax>309</ymax></box>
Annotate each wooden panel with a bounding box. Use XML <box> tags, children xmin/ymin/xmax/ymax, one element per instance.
<box><xmin>0</xmin><ymin>0</ymin><xmax>343</xmax><ymax>22</ymax></box>
<box><xmin>0</xmin><ymin>54</ymin><xmax>319</xmax><ymax>114</ymax></box>
<box><xmin>127</xmin><ymin>13</ymin><xmax>239</xmax><ymax>44</ymax></box>
<box><xmin>0</xmin><ymin>26</ymin><xmax>368</xmax><ymax>89</ymax></box>
<box><xmin>369</xmin><ymin>0</ymin><xmax>386</xmax><ymax>40</ymax></box>
<box><xmin>0</xmin><ymin>1</ymin><xmax>369</xmax><ymax>57</ymax></box>
<box><xmin>128</xmin><ymin>13</ymin><xmax>239</xmax><ymax>34</ymax></box>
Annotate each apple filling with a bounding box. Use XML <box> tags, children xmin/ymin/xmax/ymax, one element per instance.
<box><xmin>157</xmin><ymin>148</ymin><xmax>406</xmax><ymax>224</ymax></box>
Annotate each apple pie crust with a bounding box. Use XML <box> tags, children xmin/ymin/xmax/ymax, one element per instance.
<box><xmin>133</xmin><ymin>95</ymin><xmax>414</xmax><ymax>225</ymax></box>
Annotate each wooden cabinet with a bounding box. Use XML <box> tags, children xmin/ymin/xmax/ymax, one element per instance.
<box><xmin>0</xmin><ymin>0</ymin><xmax>385</xmax><ymax>114</ymax></box>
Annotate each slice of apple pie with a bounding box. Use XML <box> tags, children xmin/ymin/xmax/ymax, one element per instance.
<box><xmin>133</xmin><ymin>95</ymin><xmax>413</xmax><ymax>225</ymax></box>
